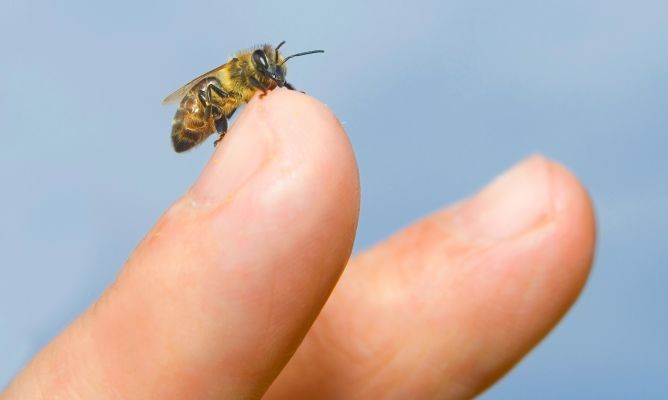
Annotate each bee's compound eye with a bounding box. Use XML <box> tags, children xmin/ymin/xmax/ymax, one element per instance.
<box><xmin>252</xmin><ymin>50</ymin><xmax>269</xmax><ymax>70</ymax></box>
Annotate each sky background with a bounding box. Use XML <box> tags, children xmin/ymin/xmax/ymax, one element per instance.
<box><xmin>1</xmin><ymin>0</ymin><xmax>667</xmax><ymax>397</ymax></box>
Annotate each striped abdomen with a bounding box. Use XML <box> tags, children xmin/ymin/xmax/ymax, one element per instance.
<box><xmin>170</xmin><ymin>92</ymin><xmax>215</xmax><ymax>153</ymax></box>
<box><xmin>170</xmin><ymin>77</ymin><xmax>220</xmax><ymax>152</ymax></box>
<box><xmin>170</xmin><ymin>77</ymin><xmax>241</xmax><ymax>152</ymax></box>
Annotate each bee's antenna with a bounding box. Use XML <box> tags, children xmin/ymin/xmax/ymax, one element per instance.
<box><xmin>275</xmin><ymin>40</ymin><xmax>286</xmax><ymax>62</ymax></box>
<box><xmin>280</xmin><ymin>50</ymin><xmax>325</xmax><ymax>65</ymax></box>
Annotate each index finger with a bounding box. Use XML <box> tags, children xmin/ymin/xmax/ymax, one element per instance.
<box><xmin>2</xmin><ymin>89</ymin><xmax>360</xmax><ymax>400</ymax></box>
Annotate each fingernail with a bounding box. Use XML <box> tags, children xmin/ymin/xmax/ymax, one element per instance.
<box><xmin>189</xmin><ymin>102</ymin><xmax>274</xmax><ymax>205</ymax></box>
<box><xmin>454</xmin><ymin>155</ymin><xmax>555</xmax><ymax>240</ymax></box>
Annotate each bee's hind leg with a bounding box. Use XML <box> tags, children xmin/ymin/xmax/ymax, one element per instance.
<box><xmin>213</xmin><ymin>115</ymin><xmax>228</xmax><ymax>147</ymax></box>
<box><xmin>212</xmin><ymin>107</ymin><xmax>238</xmax><ymax>147</ymax></box>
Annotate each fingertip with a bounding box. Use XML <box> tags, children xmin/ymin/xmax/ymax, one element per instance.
<box><xmin>231</xmin><ymin>88</ymin><xmax>360</xmax><ymax>248</ymax></box>
<box><xmin>256</xmin><ymin>88</ymin><xmax>341</xmax><ymax>131</ymax></box>
<box><xmin>192</xmin><ymin>88</ymin><xmax>358</xmax><ymax>212</ymax></box>
<box><xmin>543</xmin><ymin>156</ymin><xmax>597</xmax><ymax>296</ymax></box>
<box><xmin>254</xmin><ymin>89</ymin><xmax>355</xmax><ymax>185</ymax></box>
<box><xmin>463</xmin><ymin>153</ymin><xmax>596</xmax><ymax>308</ymax></box>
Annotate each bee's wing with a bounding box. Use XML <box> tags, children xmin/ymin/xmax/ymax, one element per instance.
<box><xmin>161</xmin><ymin>63</ymin><xmax>228</xmax><ymax>105</ymax></box>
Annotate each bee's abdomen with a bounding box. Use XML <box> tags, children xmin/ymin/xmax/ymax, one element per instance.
<box><xmin>171</xmin><ymin>100</ymin><xmax>211</xmax><ymax>152</ymax></box>
<box><xmin>172</xmin><ymin>124</ymin><xmax>205</xmax><ymax>153</ymax></box>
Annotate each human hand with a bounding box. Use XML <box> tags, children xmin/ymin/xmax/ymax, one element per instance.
<box><xmin>1</xmin><ymin>89</ymin><xmax>595</xmax><ymax>399</ymax></box>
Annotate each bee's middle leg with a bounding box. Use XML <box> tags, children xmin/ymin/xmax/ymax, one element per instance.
<box><xmin>197</xmin><ymin>83</ymin><xmax>232</xmax><ymax>147</ymax></box>
<box><xmin>199</xmin><ymin>83</ymin><xmax>230</xmax><ymax>118</ymax></box>
<box><xmin>207</xmin><ymin>84</ymin><xmax>230</xmax><ymax>103</ymax></box>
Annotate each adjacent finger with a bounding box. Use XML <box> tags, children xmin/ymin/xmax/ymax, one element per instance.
<box><xmin>266</xmin><ymin>156</ymin><xmax>595</xmax><ymax>399</ymax></box>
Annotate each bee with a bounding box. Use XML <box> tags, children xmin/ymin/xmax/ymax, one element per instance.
<box><xmin>162</xmin><ymin>41</ymin><xmax>324</xmax><ymax>152</ymax></box>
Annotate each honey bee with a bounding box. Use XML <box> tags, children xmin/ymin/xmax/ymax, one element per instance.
<box><xmin>162</xmin><ymin>41</ymin><xmax>324</xmax><ymax>152</ymax></box>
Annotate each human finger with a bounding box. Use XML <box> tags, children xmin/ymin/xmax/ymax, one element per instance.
<box><xmin>266</xmin><ymin>156</ymin><xmax>595</xmax><ymax>399</ymax></box>
<box><xmin>2</xmin><ymin>89</ymin><xmax>360</xmax><ymax>400</ymax></box>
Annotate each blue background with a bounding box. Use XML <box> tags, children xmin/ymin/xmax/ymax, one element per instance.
<box><xmin>1</xmin><ymin>0</ymin><xmax>666</xmax><ymax>397</ymax></box>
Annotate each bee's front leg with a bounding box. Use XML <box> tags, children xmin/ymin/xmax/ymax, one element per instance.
<box><xmin>249</xmin><ymin>76</ymin><xmax>269</xmax><ymax>98</ymax></box>
<box><xmin>284</xmin><ymin>82</ymin><xmax>306</xmax><ymax>94</ymax></box>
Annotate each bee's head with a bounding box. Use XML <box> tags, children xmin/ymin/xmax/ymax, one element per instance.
<box><xmin>252</xmin><ymin>42</ymin><xmax>324</xmax><ymax>88</ymax></box>
<box><xmin>252</xmin><ymin>48</ymin><xmax>286</xmax><ymax>87</ymax></box>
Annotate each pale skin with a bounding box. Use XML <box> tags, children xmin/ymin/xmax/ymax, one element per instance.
<box><xmin>1</xmin><ymin>89</ymin><xmax>596</xmax><ymax>399</ymax></box>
